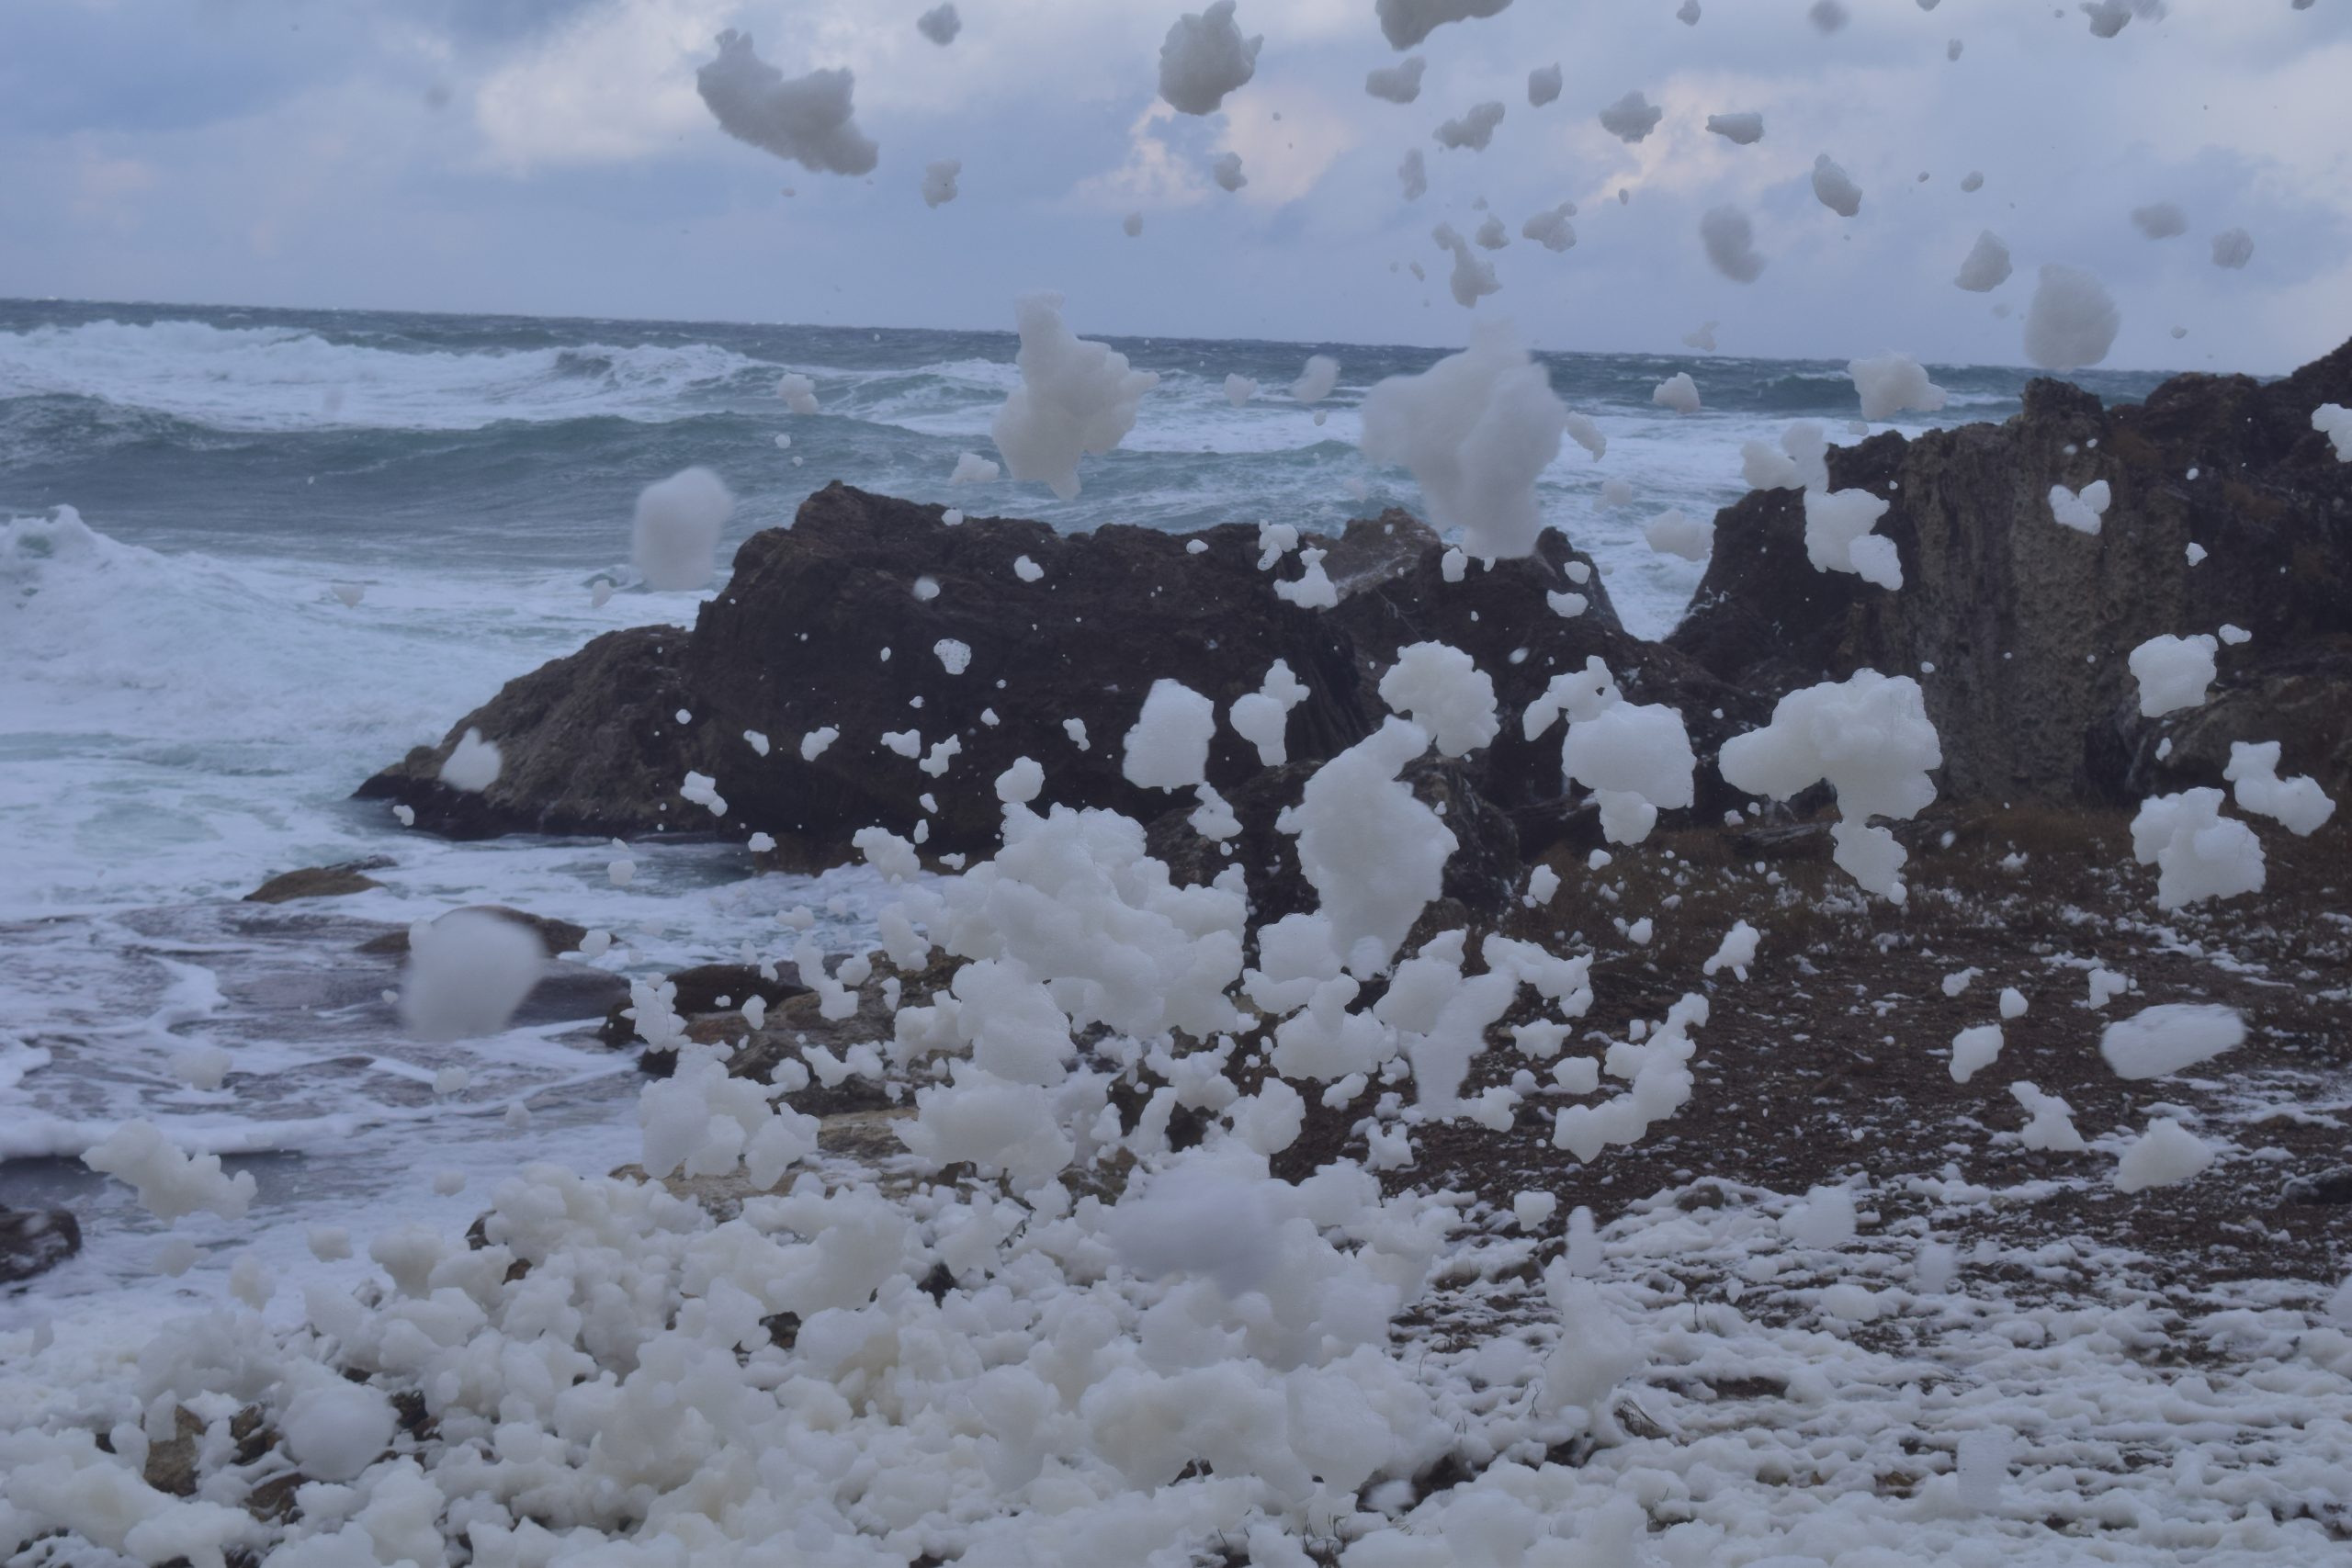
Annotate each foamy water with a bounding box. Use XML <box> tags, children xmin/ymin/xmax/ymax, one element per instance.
<box><xmin>0</xmin><ymin>299</ymin><xmax>2170</xmax><ymax>1321</ymax></box>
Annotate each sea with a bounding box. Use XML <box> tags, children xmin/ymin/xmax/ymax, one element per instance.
<box><xmin>0</xmin><ymin>297</ymin><xmax>2173</xmax><ymax>1325</ymax></box>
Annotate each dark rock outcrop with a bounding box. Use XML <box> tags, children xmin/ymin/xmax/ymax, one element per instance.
<box><xmin>356</xmin><ymin>488</ymin><xmax>1739</xmax><ymax>869</ymax></box>
<box><xmin>364</xmin><ymin>488</ymin><xmax>1406</xmax><ymax>859</ymax></box>
<box><xmin>1671</xmin><ymin>341</ymin><xmax>2352</xmax><ymax>807</ymax></box>
<box><xmin>363</xmin><ymin>339</ymin><xmax>2351</xmax><ymax>874</ymax></box>
<box><xmin>1</xmin><ymin>1205</ymin><xmax>81</xmax><ymax>1285</ymax></box>
<box><xmin>356</xmin><ymin>625</ymin><xmax>702</xmax><ymax>839</ymax></box>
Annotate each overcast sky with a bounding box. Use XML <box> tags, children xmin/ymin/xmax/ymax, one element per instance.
<box><xmin>3</xmin><ymin>0</ymin><xmax>2347</xmax><ymax>372</ymax></box>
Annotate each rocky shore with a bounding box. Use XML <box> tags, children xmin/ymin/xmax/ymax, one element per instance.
<box><xmin>333</xmin><ymin>339</ymin><xmax>2352</xmax><ymax>1304</ymax></box>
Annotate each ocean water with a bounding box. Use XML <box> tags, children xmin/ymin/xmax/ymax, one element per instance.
<box><xmin>0</xmin><ymin>298</ymin><xmax>2171</xmax><ymax>1320</ymax></box>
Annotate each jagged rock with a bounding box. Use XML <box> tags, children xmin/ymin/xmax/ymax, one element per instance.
<box><xmin>1672</xmin><ymin>340</ymin><xmax>2352</xmax><ymax>807</ymax></box>
<box><xmin>244</xmin><ymin>859</ymin><xmax>390</xmax><ymax>903</ymax></box>
<box><xmin>0</xmin><ymin>1205</ymin><xmax>81</xmax><ymax>1285</ymax></box>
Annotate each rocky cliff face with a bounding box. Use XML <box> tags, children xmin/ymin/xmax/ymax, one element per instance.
<box><xmin>1671</xmin><ymin>339</ymin><xmax>2352</xmax><ymax>807</ymax></box>
<box><xmin>361</xmin><ymin>338</ymin><xmax>2352</xmax><ymax>866</ymax></box>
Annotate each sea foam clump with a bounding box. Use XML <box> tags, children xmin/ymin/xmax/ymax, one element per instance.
<box><xmin>1720</xmin><ymin>671</ymin><xmax>1943</xmax><ymax>902</ymax></box>
<box><xmin>1358</xmin><ymin>320</ymin><xmax>1567</xmax><ymax>560</ymax></box>
<box><xmin>1158</xmin><ymin>1</ymin><xmax>1261</xmax><ymax>116</ymax></box>
<box><xmin>990</xmin><ymin>295</ymin><xmax>1159</xmax><ymax>501</ymax></box>
<box><xmin>695</xmin><ymin>31</ymin><xmax>877</xmax><ymax>175</ymax></box>
<box><xmin>631</xmin><ymin>466</ymin><xmax>735</xmax><ymax>592</ymax></box>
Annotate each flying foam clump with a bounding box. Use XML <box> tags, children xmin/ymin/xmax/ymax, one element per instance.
<box><xmin>1359</xmin><ymin>319</ymin><xmax>1566</xmax><ymax>559</ymax></box>
<box><xmin>1284</xmin><ymin>717</ymin><xmax>1453</xmax><ymax>969</ymax></box>
<box><xmin>1803</xmin><ymin>488</ymin><xmax>1902</xmax><ymax>590</ymax></box>
<box><xmin>2049</xmin><ymin>479</ymin><xmax>2110</xmax><ymax>535</ymax></box>
<box><xmin>1644</xmin><ymin>509</ymin><xmax>1713</xmax><ymax>561</ymax></box>
<box><xmin>1561</xmin><ymin>697</ymin><xmax>1698</xmax><ymax>845</ymax></box>
<box><xmin>1521</xmin><ymin>203</ymin><xmax>1576</xmax><ymax>251</ymax></box>
<box><xmin>1122</xmin><ymin>679</ymin><xmax>1218</xmax><ymax>789</ymax></box>
<box><xmin>2082</xmin><ymin>0</ymin><xmax>2135</xmax><ymax>37</ymax></box>
<box><xmin>2100</xmin><ymin>1003</ymin><xmax>2245</xmax><ymax>1080</ymax></box>
<box><xmin>1378</xmin><ymin>0</ymin><xmax>1512</xmax><ymax>50</ymax></box>
<box><xmin>2313</xmin><ymin>403</ymin><xmax>2352</xmax><ymax>459</ymax></box>
<box><xmin>2127</xmin><ymin>633</ymin><xmax>2217</xmax><ymax>716</ymax></box>
<box><xmin>1706</xmin><ymin>111</ymin><xmax>1764</xmax><ymax>144</ymax></box>
<box><xmin>1229</xmin><ymin>663</ymin><xmax>1308</xmax><ymax>768</ymax></box>
<box><xmin>397</xmin><ymin>908</ymin><xmax>547</xmax><ymax>1043</ymax></box>
<box><xmin>2011</xmin><ymin>1081</ymin><xmax>2087</xmax><ymax>1152</ymax></box>
<box><xmin>1954</xmin><ymin>231</ymin><xmax>2012</xmax><ymax>292</ymax></box>
<box><xmin>1812</xmin><ymin>154</ymin><xmax>1862</xmax><ymax>217</ymax></box>
<box><xmin>2131</xmin><ymin>789</ymin><xmax>2265</xmax><ymax>908</ymax></box>
<box><xmin>1292</xmin><ymin>355</ymin><xmax>1340</xmax><ymax>403</ymax></box>
<box><xmin>2024</xmin><ymin>264</ymin><xmax>2121</xmax><ymax>371</ymax></box>
<box><xmin>695</xmin><ymin>31</ymin><xmax>878</xmax><ymax>176</ymax></box>
<box><xmin>1398</xmin><ymin>148</ymin><xmax>1428</xmax><ymax>199</ymax></box>
<box><xmin>1224</xmin><ymin>374</ymin><xmax>1258</xmax><ymax>407</ymax></box>
<box><xmin>1365</xmin><ymin>55</ymin><xmax>1426</xmax><ymax>103</ymax></box>
<box><xmin>949</xmin><ymin>450</ymin><xmax>1000</xmax><ymax>484</ymax></box>
<box><xmin>917</xmin><ymin>3</ymin><xmax>961</xmax><ymax>44</ymax></box>
<box><xmin>1741</xmin><ymin>421</ymin><xmax>1829</xmax><ymax>491</ymax></box>
<box><xmin>2132</xmin><ymin>201</ymin><xmax>2188</xmax><ymax>240</ymax></box>
<box><xmin>2115</xmin><ymin>1118</ymin><xmax>2213</xmax><ymax>1192</ymax></box>
<box><xmin>990</xmin><ymin>294</ymin><xmax>1159</xmax><ymax>501</ymax></box>
<box><xmin>1599</xmin><ymin>90</ymin><xmax>1663</xmax><ymax>143</ymax></box>
<box><xmin>1434</xmin><ymin>100</ymin><xmax>1506</xmax><ymax>152</ymax></box>
<box><xmin>1210</xmin><ymin>152</ymin><xmax>1248</xmax><ymax>192</ymax></box>
<box><xmin>1701</xmin><ymin>206</ymin><xmax>1765</xmax><ymax>282</ymax></box>
<box><xmin>1430</xmin><ymin>223</ymin><xmax>1500</xmax><ymax>306</ymax></box>
<box><xmin>438</xmin><ymin>727</ymin><xmax>503</xmax><ymax>793</ymax></box>
<box><xmin>1719</xmin><ymin>671</ymin><xmax>1943</xmax><ymax>901</ymax></box>
<box><xmin>2225</xmin><ymin>740</ymin><xmax>2336</xmax><ymax>836</ymax></box>
<box><xmin>1528</xmin><ymin>64</ymin><xmax>1562</xmax><ymax>107</ymax></box>
<box><xmin>631</xmin><ymin>466</ymin><xmax>735</xmax><ymax>591</ymax></box>
<box><xmin>1158</xmin><ymin>2</ymin><xmax>1261</xmax><ymax>115</ymax></box>
<box><xmin>2211</xmin><ymin>228</ymin><xmax>2255</xmax><ymax>269</ymax></box>
<box><xmin>1378</xmin><ymin>642</ymin><xmax>1498</xmax><ymax>758</ymax></box>
<box><xmin>1652</xmin><ymin>373</ymin><xmax>1702</xmax><ymax>414</ymax></box>
<box><xmin>1849</xmin><ymin>353</ymin><xmax>1948</xmax><ymax>422</ymax></box>
<box><xmin>776</xmin><ymin>372</ymin><xmax>819</xmax><ymax>413</ymax></box>
<box><xmin>922</xmin><ymin>159</ymin><xmax>962</xmax><ymax>208</ymax></box>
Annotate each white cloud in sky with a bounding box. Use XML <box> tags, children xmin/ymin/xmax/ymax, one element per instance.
<box><xmin>1</xmin><ymin>0</ymin><xmax>2347</xmax><ymax>372</ymax></box>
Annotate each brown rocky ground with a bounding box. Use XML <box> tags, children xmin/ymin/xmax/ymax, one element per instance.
<box><xmin>1278</xmin><ymin>808</ymin><xmax>2352</xmax><ymax>1317</ymax></box>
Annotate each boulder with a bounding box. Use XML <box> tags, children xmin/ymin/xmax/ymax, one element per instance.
<box><xmin>1671</xmin><ymin>339</ymin><xmax>2352</xmax><ymax>807</ymax></box>
<box><xmin>244</xmin><ymin>859</ymin><xmax>390</xmax><ymax>903</ymax></box>
<box><xmin>0</xmin><ymin>1205</ymin><xmax>81</xmax><ymax>1285</ymax></box>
